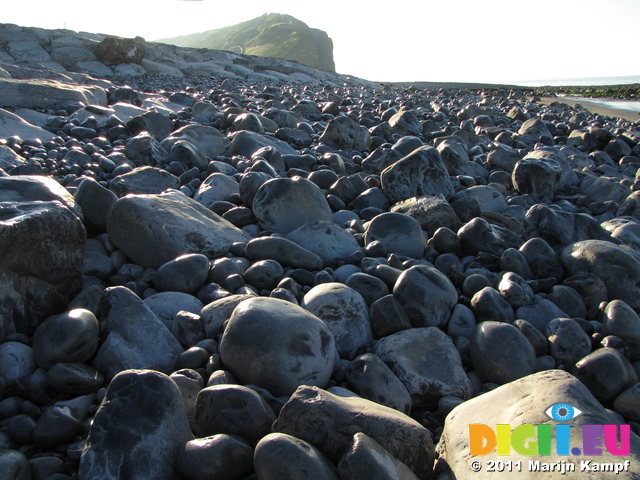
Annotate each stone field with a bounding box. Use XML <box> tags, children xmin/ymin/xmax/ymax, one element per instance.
<box><xmin>0</xmin><ymin>21</ymin><xmax>640</xmax><ymax>480</ymax></box>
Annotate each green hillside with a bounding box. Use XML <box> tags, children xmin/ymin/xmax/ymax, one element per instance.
<box><xmin>157</xmin><ymin>13</ymin><xmax>335</xmax><ymax>72</ymax></box>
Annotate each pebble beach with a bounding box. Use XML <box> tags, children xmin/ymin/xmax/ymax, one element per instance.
<box><xmin>1</xmin><ymin>22</ymin><xmax>640</xmax><ymax>480</ymax></box>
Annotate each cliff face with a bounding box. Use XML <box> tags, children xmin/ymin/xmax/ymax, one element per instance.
<box><xmin>157</xmin><ymin>13</ymin><xmax>336</xmax><ymax>73</ymax></box>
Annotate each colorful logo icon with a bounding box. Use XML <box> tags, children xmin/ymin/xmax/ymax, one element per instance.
<box><xmin>545</xmin><ymin>403</ymin><xmax>583</xmax><ymax>422</ymax></box>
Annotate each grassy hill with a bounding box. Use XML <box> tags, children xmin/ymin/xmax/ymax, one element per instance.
<box><xmin>157</xmin><ymin>13</ymin><xmax>335</xmax><ymax>72</ymax></box>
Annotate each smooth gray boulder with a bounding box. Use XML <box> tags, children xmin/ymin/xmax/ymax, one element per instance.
<box><xmin>572</xmin><ymin>347</ymin><xmax>638</xmax><ymax>403</ymax></box>
<box><xmin>524</xmin><ymin>204</ymin><xmax>612</xmax><ymax>249</ymax></box>
<box><xmin>287</xmin><ymin>220</ymin><xmax>362</xmax><ymax>267</ymax></box>
<box><xmin>512</xmin><ymin>156</ymin><xmax>562</xmax><ymax>199</ymax></box>
<box><xmin>517</xmin><ymin>117</ymin><xmax>554</xmax><ymax>145</ymax></box>
<box><xmin>200</xmin><ymin>294</ymin><xmax>254</xmax><ymax>339</ymax></box>
<box><xmin>319</xmin><ymin>115</ymin><xmax>372</xmax><ymax>151</ymax></box>
<box><xmin>0</xmin><ymin>175</ymin><xmax>82</xmax><ymax>218</ymax></box>
<box><xmin>390</xmin><ymin>194</ymin><xmax>461</xmax><ymax>235</ymax></box>
<box><xmin>381</xmin><ymin>146</ymin><xmax>454</xmax><ymax>204</ymax></box>
<box><xmin>219</xmin><ymin>297</ymin><xmax>336</xmax><ymax>396</ymax></box>
<box><xmin>602</xmin><ymin>300</ymin><xmax>640</xmax><ymax>359</ymax></box>
<box><xmin>161</xmin><ymin>124</ymin><xmax>232</xmax><ymax>159</ymax></box>
<box><xmin>338</xmin><ymin>433</ymin><xmax>419</xmax><ymax>480</ymax></box>
<box><xmin>458</xmin><ymin>217</ymin><xmax>522</xmax><ymax>257</ymax></box>
<box><xmin>92</xmin><ymin>286</ymin><xmax>184</xmax><ymax>380</ymax></box>
<box><xmin>194</xmin><ymin>172</ymin><xmax>239</xmax><ymax>208</ymax></box>
<box><xmin>0</xmin><ymin>108</ymin><xmax>56</xmax><ymax>143</ymax></box>
<box><xmin>231</xmin><ymin>129</ymin><xmax>296</xmax><ymax>157</ymax></box>
<box><xmin>274</xmin><ymin>385</ymin><xmax>434</xmax><ymax>480</ymax></box>
<box><xmin>178</xmin><ymin>434</ymin><xmax>254</xmax><ymax>480</ymax></box>
<box><xmin>0</xmin><ymin>200</ymin><xmax>85</xmax><ymax>339</ymax></box>
<box><xmin>561</xmin><ymin>240</ymin><xmax>640</xmax><ymax>310</ymax></box>
<box><xmin>245</xmin><ymin>236</ymin><xmax>323</xmax><ymax>271</ymax></box>
<box><xmin>0</xmin><ymin>449</ymin><xmax>30</xmax><ymax>480</ymax></box>
<box><xmin>545</xmin><ymin>317</ymin><xmax>592</xmax><ymax>367</ymax></box>
<box><xmin>393</xmin><ymin>265</ymin><xmax>458</xmax><ymax>328</ymax></box>
<box><xmin>107</xmin><ymin>191</ymin><xmax>251</xmax><ymax>269</ymax></box>
<box><xmin>74</xmin><ymin>178</ymin><xmax>118</xmax><ymax>233</ymax></box>
<box><xmin>470</xmin><ymin>321</ymin><xmax>536</xmax><ymax>385</ymax></box>
<box><xmin>109</xmin><ymin>166</ymin><xmax>180</xmax><ymax>197</ymax></box>
<box><xmin>79</xmin><ymin>369</ymin><xmax>193</xmax><ymax>480</ymax></box>
<box><xmin>193</xmin><ymin>384</ymin><xmax>276</xmax><ymax>443</ymax></box>
<box><xmin>436</xmin><ymin>370</ymin><xmax>640</xmax><ymax>479</ymax></box>
<box><xmin>153</xmin><ymin>253</ymin><xmax>210</xmax><ymax>295</ymax></box>
<box><xmin>374</xmin><ymin>327</ymin><xmax>471</xmax><ymax>407</ymax></box>
<box><xmin>254</xmin><ymin>432</ymin><xmax>339</xmax><ymax>480</ymax></box>
<box><xmin>301</xmin><ymin>283</ymin><xmax>373</xmax><ymax>358</ymax></box>
<box><xmin>363</xmin><ymin>212</ymin><xmax>426</xmax><ymax>259</ymax></box>
<box><xmin>252</xmin><ymin>177</ymin><xmax>332</xmax><ymax>234</ymax></box>
<box><xmin>345</xmin><ymin>353</ymin><xmax>412</xmax><ymax>414</ymax></box>
<box><xmin>0</xmin><ymin>78</ymin><xmax>107</xmax><ymax>109</ymax></box>
<box><xmin>32</xmin><ymin>309</ymin><xmax>99</xmax><ymax>369</ymax></box>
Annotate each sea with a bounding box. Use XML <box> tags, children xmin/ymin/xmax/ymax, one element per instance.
<box><xmin>511</xmin><ymin>75</ymin><xmax>640</xmax><ymax>115</ymax></box>
<box><xmin>511</xmin><ymin>75</ymin><xmax>640</xmax><ymax>87</ymax></box>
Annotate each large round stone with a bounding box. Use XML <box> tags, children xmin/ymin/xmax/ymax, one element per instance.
<box><xmin>374</xmin><ymin>327</ymin><xmax>471</xmax><ymax>407</ymax></box>
<box><xmin>219</xmin><ymin>297</ymin><xmax>336</xmax><ymax>396</ymax></box>
<box><xmin>363</xmin><ymin>212</ymin><xmax>426</xmax><ymax>259</ymax></box>
<box><xmin>79</xmin><ymin>369</ymin><xmax>194</xmax><ymax>480</ymax></box>
<box><xmin>301</xmin><ymin>283</ymin><xmax>373</xmax><ymax>359</ymax></box>
<box><xmin>274</xmin><ymin>385</ymin><xmax>434</xmax><ymax>480</ymax></box>
<box><xmin>177</xmin><ymin>434</ymin><xmax>253</xmax><ymax>480</ymax></box>
<box><xmin>571</xmin><ymin>347</ymin><xmax>638</xmax><ymax>403</ymax></box>
<box><xmin>470</xmin><ymin>321</ymin><xmax>536</xmax><ymax>385</ymax></box>
<box><xmin>602</xmin><ymin>300</ymin><xmax>640</xmax><ymax>359</ymax></box>
<box><xmin>545</xmin><ymin>318</ymin><xmax>592</xmax><ymax>367</ymax></box>
<box><xmin>32</xmin><ymin>308</ymin><xmax>99</xmax><ymax>369</ymax></box>
<box><xmin>561</xmin><ymin>240</ymin><xmax>640</xmax><ymax>310</ymax></box>
<box><xmin>252</xmin><ymin>177</ymin><xmax>332</xmax><ymax>234</ymax></box>
<box><xmin>192</xmin><ymin>384</ymin><xmax>276</xmax><ymax>443</ymax></box>
<box><xmin>254</xmin><ymin>433</ymin><xmax>339</xmax><ymax>480</ymax></box>
<box><xmin>393</xmin><ymin>265</ymin><xmax>458</xmax><ymax>328</ymax></box>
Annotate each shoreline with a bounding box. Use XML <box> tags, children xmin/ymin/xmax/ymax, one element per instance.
<box><xmin>536</xmin><ymin>95</ymin><xmax>640</xmax><ymax>122</ymax></box>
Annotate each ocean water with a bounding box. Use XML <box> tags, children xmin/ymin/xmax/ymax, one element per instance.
<box><xmin>558</xmin><ymin>95</ymin><xmax>640</xmax><ymax>114</ymax></box>
<box><xmin>513</xmin><ymin>75</ymin><xmax>640</xmax><ymax>87</ymax></box>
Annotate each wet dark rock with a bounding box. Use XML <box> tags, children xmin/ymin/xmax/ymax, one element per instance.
<box><xmin>219</xmin><ymin>297</ymin><xmax>336</xmax><ymax>396</ymax></box>
<box><xmin>0</xmin><ymin>197</ymin><xmax>85</xmax><ymax>339</ymax></box>
<box><xmin>79</xmin><ymin>369</ymin><xmax>193</xmax><ymax>480</ymax></box>
<box><xmin>381</xmin><ymin>146</ymin><xmax>454</xmax><ymax>204</ymax></box>
<box><xmin>254</xmin><ymin>432</ymin><xmax>339</xmax><ymax>480</ymax></box>
<box><xmin>363</xmin><ymin>212</ymin><xmax>426</xmax><ymax>259</ymax></box>
<box><xmin>572</xmin><ymin>348</ymin><xmax>638</xmax><ymax>403</ymax></box>
<box><xmin>458</xmin><ymin>217</ymin><xmax>522</xmax><ymax>257</ymax></box>
<box><xmin>110</xmin><ymin>166</ymin><xmax>180</xmax><ymax>197</ymax></box>
<box><xmin>561</xmin><ymin>240</ymin><xmax>640</xmax><ymax>310</ymax></box>
<box><xmin>92</xmin><ymin>286</ymin><xmax>183</xmax><ymax>380</ymax></box>
<box><xmin>287</xmin><ymin>220</ymin><xmax>362</xmax><ymax>267</ymax></box>
<box><xmin>391</xmin><ymin>194</ymin><xmax>461</xmax><ymax>235</ymax></box>
<box><xmin>338</xmin><ymin>432</ymin><xmax>420</xmax><ymax>480</ymax></box>
<box><xmin>301</xmin><ymin>282</ymin><xmax>373</xmax><ymax>359</ymax></box>
<box><xmin>193</xmin><ymin>384</ymin><xmax>275</xmax><ymax>443</ymax></box>
<box><xmin>274</xmin><ymin>385</ymin><xmax>434</xmax><ymax>480</ymax></box>
<box><xmin>319</xmin><ymin>115</ymin><xmax>371</xmax><ymax>151</ymax></box>
<box><xmin>252</xmin><ymin>177</ymin><xmax>332</xmax><ymax>233</ymax></box>
<box><xmin>178</xmin><ymin>434</ymin><xmax>254</xmax><ymax>480</ymax></box>
<box><xmin>470</xmin><ymin>321</ymin><xmax>536</xmax><ymax>385</ymax></box>
<box><xmin>107</xmin><ymin>191</ymin><xmax>250</xmax><ymax>269</ymax></box>
<box><xmin>32</xmin><ymin>309</ymin><xmax>99</xmax><ymax>369</ymax></box>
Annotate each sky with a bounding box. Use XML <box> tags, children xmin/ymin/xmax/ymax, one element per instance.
<box><xmin>4</xmin><ymin>0</ymin><xmax>640</xmax><ymax>85</ymax></box>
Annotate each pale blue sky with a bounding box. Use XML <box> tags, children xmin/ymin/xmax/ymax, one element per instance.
<box><xmin>5</xmin><ymin>0</ymin><xmax>640</xmax><ymax>83</ymax></box>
